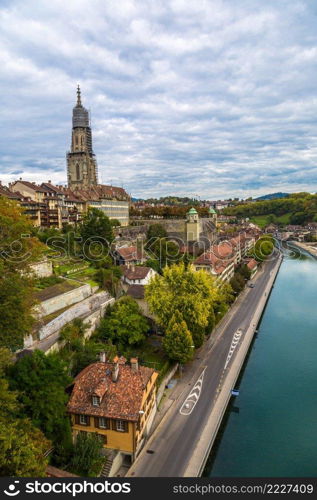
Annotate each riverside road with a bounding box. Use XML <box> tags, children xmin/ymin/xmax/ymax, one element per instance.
<box><xmin>128</xmin><ymin>254</ymin><xmax>280</xmax><ymax>477</ymax></box>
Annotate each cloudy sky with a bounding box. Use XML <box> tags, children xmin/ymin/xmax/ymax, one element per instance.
<box><xmin>1</xmin><ymin>0</ymin><xmax>317</xmax><ymax>199</ymax></box>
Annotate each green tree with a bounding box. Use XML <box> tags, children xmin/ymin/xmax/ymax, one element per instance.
<box><xmin>146</xmin><ymin>223</ymin><xmax>167</xmax><ymax>241</ymax></box>
<box><xmin>8</xmin><ymin>350</ymin><xmax>72</xmax><ymax>455</ymax></box>
<box><xmin>80</xmin><ymin>208</ymin><xmax>114</xmax><ymax>261</ymax></box>
<box><xmin>145</xmin><ymin>263</ymin><xmax>219</xmax><ymax>347</ymax></box>
<box><xmin>95</xmin><ymin>266</ymin><xmax>122</xmax><ymax>297</ymax></box>
<box><xmin>71</xmin><ymin>432</ymin><xmax>104</xmax><ymax>476</ymax></box>
<box><xmin>60</xmin><ymin>318</ymin><xmax>88</xmax><ymax>354</ymax></box>
<box><xmin>98</xmin><ymin>296</ymin><xmax>149</xmax><ymax>346</ymax></box>
<box><xmin>252</xmin><ymin>236</ymin><xmax>274</xmax><ymax>261</ymax></box>
<box><xmin>71</xmin><ymin>340</ymin><xmax>116</xmax><ymax>378</ymax></box>
<box><xmin>110</xmin><ymin>218</ymin><xmax>121</xmax><ymax>227</ymax></box>
<box><xmin>230</xmin><ymin>273</ymin><xmax>245</xmax><ymax>294</ymax></box>
<box><xmin>0</xmin><ymin>348</ymin><xmax>50</xmax><ymax>477</ymax></box>
<box><xmin>163</xmin><ymin>312</ymin><xmax>194</xmax><ymax>364</ymax></box>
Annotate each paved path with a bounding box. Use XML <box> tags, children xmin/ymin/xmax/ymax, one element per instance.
<box><xmin>127</xmin><ymin>254</ymin><xmax>281</xmax><ymax>477</ymax></box>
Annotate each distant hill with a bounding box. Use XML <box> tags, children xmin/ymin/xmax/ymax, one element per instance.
<box><xmin>255</xmin><ymin>192</ymin><xmax>289</xmax><ymax>201</ymax></box>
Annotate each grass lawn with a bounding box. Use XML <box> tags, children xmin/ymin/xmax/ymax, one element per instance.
<box><xmin>35</xmin><ymin>279</ymin><xmax>82</xmax><ymax>301</ymax></box>
<box><xmin>250</xmin><ymin>212</ymin><xmax>292</xmax><ymax>228</ymax></box>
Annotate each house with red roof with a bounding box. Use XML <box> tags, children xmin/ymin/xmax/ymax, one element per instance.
<box><xmin>67</xmin><ymin>355</ymin><xmax>158</xmax><ymax>468</ymax></box>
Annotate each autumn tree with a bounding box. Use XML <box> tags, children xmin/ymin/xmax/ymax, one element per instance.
<box><xmin>0</xmin><ymin>197</ymin><xmax>44</xmax><ymax>350</ymax></box>
<box><xmin>145</xmin><ymin>263</ymin><xmax>219</xmax><ymax>347</ymax></box>
<box><xmin>163</xmin><ymin>312</ymin><xmax>194</xmax><ymax>364</ymax></box>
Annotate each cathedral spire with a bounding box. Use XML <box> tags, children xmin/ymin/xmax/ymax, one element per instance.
<box><xmin>76</xmin><ymin>85</ymin><xmax>82</xmax><ymax>106</ymax></box>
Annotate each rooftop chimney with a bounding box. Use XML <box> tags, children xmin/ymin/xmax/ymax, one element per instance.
<box><xmin>130</xmin><ymin>357</ymin><xmax>138</xmax><ymax>372</ymax></box>
<box><xmin>112</xmin><ymin>356</ymin><xmax>119</xmax><ymax>382</ymax></box>
<box><xmin>99</xmin><ymin>352</ymin><xmax>106</xmax><ymax>363</ymax></box>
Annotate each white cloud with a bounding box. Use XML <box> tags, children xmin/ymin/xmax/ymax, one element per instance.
<box><xmin>0</xmin><ymin>0</ymin><xmax>316</xmax><ymax>199</ymax></box>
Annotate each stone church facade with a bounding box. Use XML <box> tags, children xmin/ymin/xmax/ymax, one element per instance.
<box><xmin>67</xmin><ymin>86</ymin><xmax>98</xmax><ymax>188</ymax></box>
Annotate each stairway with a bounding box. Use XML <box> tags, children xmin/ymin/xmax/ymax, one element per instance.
<box><xmin>99</xmin><ymin>451</ymin><xmax>115</xmax><ymax>477</ymax></box>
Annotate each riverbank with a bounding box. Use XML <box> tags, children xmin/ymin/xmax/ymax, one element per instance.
<box><xmin>184</xmin><ymin>254</ymin><xmax>283</xmax><ymax>477</ymax></box>
<box><xmin>288</xmin><ymin>241</ymin><xmax>317</xmax><ymax>259</ymax></box>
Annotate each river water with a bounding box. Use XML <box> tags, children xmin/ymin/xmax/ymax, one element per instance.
<box><xmin>204</xmin><ymin>246</ymin><xmax>317</xmax><ymax>477</ymax></box>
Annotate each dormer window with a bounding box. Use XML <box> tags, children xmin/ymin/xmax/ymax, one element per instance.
<box><xmin>92</xmin><ymin>395</ymin><xmax>100</xmax><ymax>406</ymax></box>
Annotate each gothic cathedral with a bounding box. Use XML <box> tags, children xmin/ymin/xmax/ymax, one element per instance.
<box><xmin>67</xmin><ymin>86</ymin><xmax>98</xmax><ymax>188</ymax></box>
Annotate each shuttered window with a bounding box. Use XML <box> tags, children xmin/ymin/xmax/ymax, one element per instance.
<box><xmin>79</xmin><ymin>415</ymin><xmax>90</xmax><ymax>426</ymax></box>
<box><xmin>115</xmin><ymin>420</ymin><xmax>128</xmax><ymax>432</ymax></box>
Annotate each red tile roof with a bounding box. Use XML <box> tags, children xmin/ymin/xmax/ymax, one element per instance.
<box><xmin>247</xmin><ymin>258</ymin><xmax>258</xmax><ymax>270</ymax></box>
<box><xmin>67</xmin><ymin>360</ymin><xmax>156</xmax><ymax>422</ymax></box>
<box><xmin>116</xmin><ymin>246</ymin><xmax>144</xmax><ymax>262</ymax></box>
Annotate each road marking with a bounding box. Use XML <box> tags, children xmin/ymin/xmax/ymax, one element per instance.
<box><xmin>224</xmin><ymin>329</ymin><xmax>243</xmax><ymax>370</ymax></box>
<box><xmin>179</xmin><ymin>368</ymin><xmax>206</xmax><ymax>416</ymax></box>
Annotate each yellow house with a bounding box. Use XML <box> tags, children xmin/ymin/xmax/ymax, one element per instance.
<box><xmin>67</xmin><ymin>355</ymin><xmax>158</xmax><ymax>465</ymax></box>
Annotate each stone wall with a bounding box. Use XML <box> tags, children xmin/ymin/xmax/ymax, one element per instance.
<box><xmin>44</xmin><ymin>295</ymin><xmax>115</xmax><ymax>354</ymax></box>
<box><xmin>37</xmin><ymin>291</ymin><xmax>112</xmax><ymax>342</ymax></box>
<box><xmin>35</xmin><ymin>283</ymin><xmax>93</xmax><ymax>318</ymax></box>
<box><xmin>30</xmin><ymin>259</ymin><xmax>53</xmax><ymax>278</ymax></box>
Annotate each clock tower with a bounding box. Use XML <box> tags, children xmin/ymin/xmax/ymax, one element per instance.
<box><xmin>67</xmin><ymin>86</ymin><xmax>98</xmax><ymax>188</ymax></box>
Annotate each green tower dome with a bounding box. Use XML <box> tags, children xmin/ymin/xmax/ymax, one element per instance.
<box><xmin>187</xmin><ymin>207</ymin><xmax>198</xmax><ymax>214</ymax></box>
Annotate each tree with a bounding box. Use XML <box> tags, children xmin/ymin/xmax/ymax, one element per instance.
<box><xmin>8</xmin><ymin>350</ymin><xmax>72</xmax><ymax>455</ymax></box>
<box><xmin>0</xmin><ymin>348</ymin><xmax>50</xmax><ymax>477</ymax></box>
<box><xmin>253</xmin><ymin>236</ymin><xmax>274</xmax><ymax>261</ymax></box>
<box><xmin>98</xmin><ymin>296</ymin><xmax>149</xmax><ymax>346</ymax></box>
<box><xmin>237</xmin><ymin>264</ymin><xmax>251</xmax><ymax>280</ymax></box>
<box><xmin>70</xmin><ymin>432</ymin><xmax>104</xmax><ymax>476</ymax></box>
<box><xmin>163</xmin><ymin>312</ymin><xmax>194</xmax><ymax>364</ymax></box>
<box><xmin>146</xmin><ymin>223</ymin><xmax>167</xmax><ymax>241</ymax></box>
<box><xmin>230</xmin><ymin>273</ymin><xmax>245</xmax><ymax>294</ymax></box>
<box><xmin>145</xmin><ymin>263</ymin><xmax>219</xmax><ymax>347</ymax></box>
<box><xmin>80</xmin><ymin>208</ymin><xmax>113</xmax><ymax>262</ymax></box>
<box><xmin>110</xmin><ymin>218</ymin><xmax>121</xmax><ymax>228</ymax></box>
<box><xmin>0</xmin><ymin>419</ymin><xmax>50</xmax><ymax>477</ymax></box>
<box><xmin>0</xmin><ymin>197</ymin><xmax>44</xmax><ymax>273</ymax></box>
<box><xmin>71</xmin><ymin>340</ymin><xmax>116</xmax><ymax>378</ymax></box>
<box><xmin>95</xmin><ymin>266</ymin><xmax>122</xmax><ymax>297</ymax></box>
<box><xmin>60</xmin><ymin>318</ymin><xmax>88</xmax><ymax>354</ymax></box>
<box><xmin>0</xmin><ymin>198</ymin><xmax>44</xmax><ymax>350</ymax></box>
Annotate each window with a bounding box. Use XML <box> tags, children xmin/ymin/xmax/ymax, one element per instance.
<box><xmin>76</xmin><ymin>163</ymin><xmax>80</xmax><ymax>180</ymax></box>
<box><xmin>99</xmin><ymin>417</ymin><xmax>107</xmax><ymax>429</ymax></box>
<box><xmin>116</xmin><ymin>420</ymin><xmax>127</xmax><ymax>432</ymax></box>
<box><xmin>92</xmin><ymin>396</ymin><xmax>100</xmax><ymax>406</ymax></box>
<box><xmin>79</xmin><ymin>415</ymin><xmax>88</xmax><ymax>425</ymax></box>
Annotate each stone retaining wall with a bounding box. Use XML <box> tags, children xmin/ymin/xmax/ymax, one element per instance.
<box><xmin>37</xmin><ymin>291</ymin><xmax>112</xmax><ymax>341</ymax></box>
<box><xmin>35</xmin><ymin>283</ymin><xmax>93</xmax><ymax>318</ymax></box>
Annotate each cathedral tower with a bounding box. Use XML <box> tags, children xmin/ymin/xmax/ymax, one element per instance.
<box><xmin>67</xmin><ymin>86</ymin><xmax>98</xmax><ymax>188</ymax></box>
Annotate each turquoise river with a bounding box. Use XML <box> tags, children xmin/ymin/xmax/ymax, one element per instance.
<box><xmin>204</xmin><ymin>246</ymin><xmax>317</xmax><ymax>477</ymax></box>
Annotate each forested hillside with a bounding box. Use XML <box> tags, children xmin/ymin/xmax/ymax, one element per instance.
<box><xmin>223</xmin><ymin>193</ymin><xmax>317</xmax><ymax>226</ymax></box>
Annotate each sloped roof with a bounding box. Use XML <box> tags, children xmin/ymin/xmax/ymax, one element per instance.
<box><xmin>67</xmin><ymin>360</ymin><xmax>156</xmax><ymax>422</ymax></box>
<box><xmin>13</xmin><ymin>180</ymin><xmax>47</xmax><ymax>193</ymax></box>
<box><xmin>116</xmin><ymin>245</ymin><xmax>144</xmax><ymax>261</ymax></box>
<box><xmin>122</xmin><ymin>266</ymin><xmax>152</xmax><ymax>280</ymax></box>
